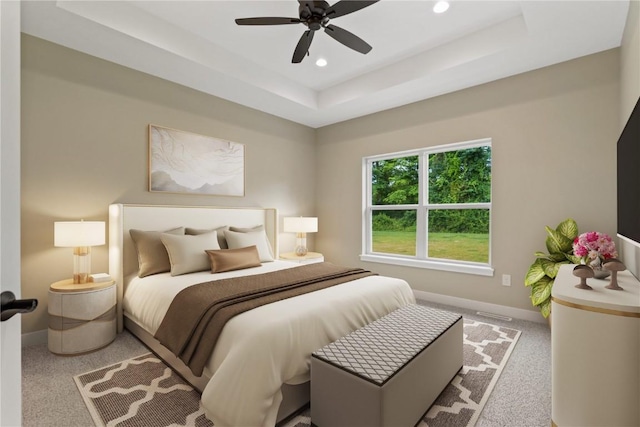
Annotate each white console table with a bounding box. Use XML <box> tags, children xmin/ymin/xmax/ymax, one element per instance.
<box><xmin>551</xmin><ymin>264</ymin><xmax>640</xmax><ymax>427</ymax></box>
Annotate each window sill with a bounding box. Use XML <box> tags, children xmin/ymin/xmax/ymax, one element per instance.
<box><xmin>359</xmin><ymin>254</ymin><xmax>494</xmax><ymax>277</ymax></box>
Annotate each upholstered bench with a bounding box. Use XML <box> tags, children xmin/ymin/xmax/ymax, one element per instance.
<box><xmin>310</xmin><ymin>304</ymin><xmax>463</xmax><ymax>427</ymax></box>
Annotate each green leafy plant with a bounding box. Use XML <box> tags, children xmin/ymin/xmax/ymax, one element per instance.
<box><xmin>525</xmin><ymin>218</ymin><xmax>581</xmax><ymax>318</ymax></box>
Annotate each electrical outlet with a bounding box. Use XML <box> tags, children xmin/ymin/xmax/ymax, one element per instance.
<box><xmin>502</xmin><ymin>274</ymin><xmax>511</xmax><ymax>286</ymax></box>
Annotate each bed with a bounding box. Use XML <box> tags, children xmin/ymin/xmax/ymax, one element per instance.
<box><xmin>108</xmin><ymin>204</ymin><xmax>415</xmax><ymax>427</ymax></box>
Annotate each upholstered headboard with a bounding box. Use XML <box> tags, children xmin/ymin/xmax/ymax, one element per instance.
<box><xmin>108</xmin><ymin>204</ymin><xmax>278</xmax><ymax>332</ymax></box>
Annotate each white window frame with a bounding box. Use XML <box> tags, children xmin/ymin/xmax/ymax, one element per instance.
<box><xmin>360</xmin><ymin>138</ymin><xmax>494</xmax><ymax>276</ymax></box>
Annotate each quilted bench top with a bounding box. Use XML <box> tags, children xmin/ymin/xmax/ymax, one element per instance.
<box><xmin>312</xmin><ymin>304</ymin><xmax>462</xmax><ymax>385</ymax></box>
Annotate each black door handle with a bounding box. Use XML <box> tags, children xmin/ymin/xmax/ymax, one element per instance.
<box><xmin>1</xmin><ymin>291</ymin><xmax>38</xmax><ymax>321</ymax></box>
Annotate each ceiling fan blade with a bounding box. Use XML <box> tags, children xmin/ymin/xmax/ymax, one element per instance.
<box><xmin>324</xmin><ymin>24</ymin><xmax>372</xmax><ymax>54</ymax></box>
<box><xmin>292</xmin><ymin>30</ymin><xmax>315</xmax><ymax>63</ymax></box>
<box><xmin>235</xmin><ymin>17</ymin><xmax>301</xmax><ymax>25</ymax></box>
<box><xmin>325</xmin><ymin>0</ymin><xmax>379</xmax><ymax>19</ymax></box>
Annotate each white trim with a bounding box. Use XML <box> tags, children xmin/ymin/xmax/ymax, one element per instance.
<box><xmin>366</xmin><ymin>137</ymin><xmax>492</xmax><ymax>162</ymax></box>
<box><xmin>362</xmin><ymin>157</ymin><xmax>371</xmax><ymax>255</ymax></box>
<box><xmin>617</xmin><ymin>233</ymin><xmax>640</xmax><ymax>281</ymax></box>
<box><xmin>1</xmin><ymin>3</ymin><xmax>23</xmax><ymax>426</ymax></box>
<box><xmin>370</xmin><ymin>204</ymin><xmax>418</xmax><ymax>211</ymax></box>
<box><xmin>21</xmin><ymin>329</ymin><xmax>47</xmax><ymax>347</ymax></box>
<box><xmin>413</xmin><ymin>289</ymin><xmax>545</xmax><ymax>323</ymax></box>
<box><xmin>416</xmin><ymin>153</ymin><xmax>427</xmax><ymax>259</ymax></box>
<box><xmin>618</xmin><ymin>233</ymin><xmax>640</xmax><ymax>249</ymax></box>
<box><xmin>362</xmin><ymin>139</ymin><xmax>493</xmax><ymax>270</ymax></box>
<box><xmin>360</xmin><ymin>254</ymin><xmax>494</xmax><ymax>276</ymax></box>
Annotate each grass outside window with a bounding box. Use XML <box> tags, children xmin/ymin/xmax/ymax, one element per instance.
<box><xmin>372</xmin><ymin>231</ymin><xmax>489</xmax><ymax>263</ymax></box>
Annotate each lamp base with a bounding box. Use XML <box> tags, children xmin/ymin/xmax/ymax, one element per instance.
<box><xmin>73</xmin><ymin>246</ymin><xmax>92</xmax><ymax>284</ymax></box>
<box><xmin>294</xmin><ymin>246</ymin><xmax>309</xmax><ymax>257</ymax></box>
<box><xmin>73</xmin><ymin>273</ymin><xmax>90</xmax><ymax>284</ymax></box>
<box><xmin>295</xmin><ymin>233</ymin><xmax>308</xmax><ymax>256</ymax></box>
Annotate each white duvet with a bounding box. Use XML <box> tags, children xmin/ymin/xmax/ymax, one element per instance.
<box><xmin>123</xmin><ymin>261</ymin><xmax>415</xmax><ymax>427</ymax></box>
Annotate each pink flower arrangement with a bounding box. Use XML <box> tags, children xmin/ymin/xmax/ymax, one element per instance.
<box><xmin>572</xmin><ymin>231</ymin><xmax>618</xmax><ymax>266</ymax></box>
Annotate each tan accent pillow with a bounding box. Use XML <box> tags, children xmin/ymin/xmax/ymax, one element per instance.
<box><xmin>205</xmin><ymin>246</ymin><xmax>262</xmax><ymax>273</ymax></box>
<box><xmin>160</xmin><ymin>231</ymin><xmax>221</xmax><ymax>276</ymax></box>
<box><xmin>224</xmin><ymin>229</ymin><xmax>274</xmax><ymax>262</ymax></box>
<box><xmin>130</xmin><ymin>227</ymin><xmax>185</xmax><ymax>278</ymax></box>
<box><xmin>186</xmin><ymin>226</ymin><xmax>229</xmax><ymax>249</ymax></box>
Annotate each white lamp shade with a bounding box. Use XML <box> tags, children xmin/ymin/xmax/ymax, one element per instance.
<box><xmin>283</xmin><ymin>217</ymin><xmax>318</xmax><ymax>233</ymax></box>
<box><xmin>54</xmin><ymin>221</ymin><xmax>105</xmax><ymax>247</ymax></box>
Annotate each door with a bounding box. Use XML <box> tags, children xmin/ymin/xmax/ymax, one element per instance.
<box><xmin>1</xmin><ymin>1</ymin><xmax>23</xmax><ymax>426</ymax></box>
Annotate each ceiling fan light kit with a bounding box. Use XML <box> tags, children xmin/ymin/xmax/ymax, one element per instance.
<box><xmin>235</xmin><ymin>0</ymin><xmax>379</xmax><ymax>63</ymax></box>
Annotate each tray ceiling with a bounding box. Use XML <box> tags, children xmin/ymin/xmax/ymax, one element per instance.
<box><xmin>21</xmin><ymin>1</ymin><xmax>630</xmax><ymax>128</ymax></box>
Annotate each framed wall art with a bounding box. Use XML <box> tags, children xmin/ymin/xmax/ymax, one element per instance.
<box><xmin>148</xmin><ymin>125</ymin><xmax>245</xmax><ymax>196</ymax></box>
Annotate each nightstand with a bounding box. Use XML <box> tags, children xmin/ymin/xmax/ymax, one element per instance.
<box><xmin>280</xmin><ymin>251</ymin><xmax>324</xmax><ymax>264</ymax></box>
<box><xmin>48</xmin><ymin>279</ymin><xmax>116</xmax><ymax>355</ymax></box>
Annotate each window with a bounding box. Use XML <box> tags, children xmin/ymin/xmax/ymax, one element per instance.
<box><xmin>361</xmin><ymin>139</ymin><xmax>493</xmax><ymax>276</ymax></box>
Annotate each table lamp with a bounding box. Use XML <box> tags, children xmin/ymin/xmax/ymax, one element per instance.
<box><xmin>54</xmin><ymin>220</ymin><xmax>105</xmax><ymax>284</ymax></box>
<box><xmin>283</xmin><ymin>217</ymin><xmax>318</xmax><ymax>256</ymax></box>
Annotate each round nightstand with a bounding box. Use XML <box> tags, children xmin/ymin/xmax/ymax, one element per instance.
<box><xmin>48</xmin><ymin>279</ymin><xmax>117</xmax><ymax>355</ymax></box>
<box><xmin>280</xmin><ymin>251</ymin><xmax>324</xmax><ymax>264</ymax></box>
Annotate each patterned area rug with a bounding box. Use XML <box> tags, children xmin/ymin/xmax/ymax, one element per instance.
<box><xmin>74</xmin><ymin>353</ymin><xmax>213</xmax><ymax>427</ymax></box>
<box><xmin>75</xmin><ymin>319</ymin><xmax>520</xmax><ymax>427</ymax></box>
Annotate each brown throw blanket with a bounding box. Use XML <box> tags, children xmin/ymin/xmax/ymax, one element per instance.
<box><xmin>154</xmin><ymin>262</ymin><xmax>375</xmax><ymax>376</ymax></box>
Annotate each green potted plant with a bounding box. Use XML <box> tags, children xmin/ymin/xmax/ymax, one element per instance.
<box><xmin>525</xmin><ymin>218</ymin><xmax>581</xmax><ymax>318</ymax></box>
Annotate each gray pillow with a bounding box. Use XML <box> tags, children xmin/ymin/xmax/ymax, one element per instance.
<box><xmin>161</xmin><ymin>231</ymin><xmax>221</xmax><ymax>276</ymax></box>
<box><xmin>130</xmin><ymin>227</ymin><xmax>185</xmax><ymax>278</ymax></box>
<box><xmin>186</xmin><ymin>226</ymin><xmax>229</xmax><ymax>249</ymax></box>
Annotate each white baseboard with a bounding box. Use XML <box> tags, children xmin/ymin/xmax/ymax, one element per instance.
<box><xmin>22</xmin><ymin>329</ymin><xmax>47</xmax><ymax>347</ymax></box>
<box><xmin>413</xmin><ymin>289</ymin><xmax>545</xmax><ymax>324</ymax></box>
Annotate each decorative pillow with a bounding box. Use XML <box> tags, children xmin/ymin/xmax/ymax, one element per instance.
<box><xmin>228</xmin><ymin>225</ymin><xmax>264</xmax><ymax>233</ymax></box>
<box><xmin>205</xmin><ymin>246</ymin><xmax>262</xmax><ymax>273</ymax></box>
<box><xmin>224</xmin><ymin>229</ymin><xmax>274</xmax><ymax>262</ymax></box>
<box><xmin>130</xmin><ymin>227</ymin><xmax>185</xmax><ymax>278</ymax></box>
<box><xmin>160</xmin><ymin>231</ymin><xmax>221</xmax><ymax>276</ymax></box>
<box><xmin>186</xmin><ymin>226</ymin><xmax>229</xmax><ymax>249</ymax></box>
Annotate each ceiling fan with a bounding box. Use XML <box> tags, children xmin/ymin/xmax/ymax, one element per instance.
<box><xmin>235</xmin><ymin>0</ymin><xmax>379</xmax><ymax>63</ymax></box>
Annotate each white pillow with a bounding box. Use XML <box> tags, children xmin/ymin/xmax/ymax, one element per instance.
<box><xmin>160</xmin><ymin>231</ymin><xmax>221</xmax><ymax>276</ymax></box>
<box><xmin>224</xmin><ymin>229</ymin><xmax>274</xmax><ymax>262</ymax></box>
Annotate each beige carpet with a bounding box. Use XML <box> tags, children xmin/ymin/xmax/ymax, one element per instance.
<box><xmin>74</xmin><ymin>319</ymin><xmax>520</xmax><ymax>427</ymax></box>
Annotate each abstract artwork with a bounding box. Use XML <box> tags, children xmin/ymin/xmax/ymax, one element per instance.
<box><xmin>149</xmin><ymin>125</ymin><xmax>244</xmax><ymax>196</ymax></box>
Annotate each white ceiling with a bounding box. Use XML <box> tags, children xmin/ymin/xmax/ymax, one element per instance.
<box><xmin>21</xmin><ymin>1</ymin><xmax>630</xmax><ymax>128</ymax></box>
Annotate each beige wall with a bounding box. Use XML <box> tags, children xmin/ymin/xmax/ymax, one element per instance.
<box><xmin>315</xmin><ymin>49</ymin><xmax>620</xmax><ymax>315</ymax></box>
<box><xmin>20</xmin><ymin>35</ymin><xmax>317</xmax><ymax>334</ymax></box>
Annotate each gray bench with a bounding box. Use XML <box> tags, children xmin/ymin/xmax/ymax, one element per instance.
<box><xmin>311</xmin><ymin>304</ymin><xmax>463</xmax><ymax>427</ymax></box>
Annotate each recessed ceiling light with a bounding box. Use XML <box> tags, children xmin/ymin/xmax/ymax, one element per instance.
<box><xmin>433</xmin><ymin>1</ymin><xmax>450</xmax><ymax>14</ymax></box>
<box><xmin>316</xmin><ymin>58</ymin><xmax>328</xmax><ymax>67</ymax></box>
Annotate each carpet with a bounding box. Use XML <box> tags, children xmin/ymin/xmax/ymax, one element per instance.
<box><xmin>75</xmin><ymin>319</ymin><xmax>520</xmax><ymax>427</ymax></box>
